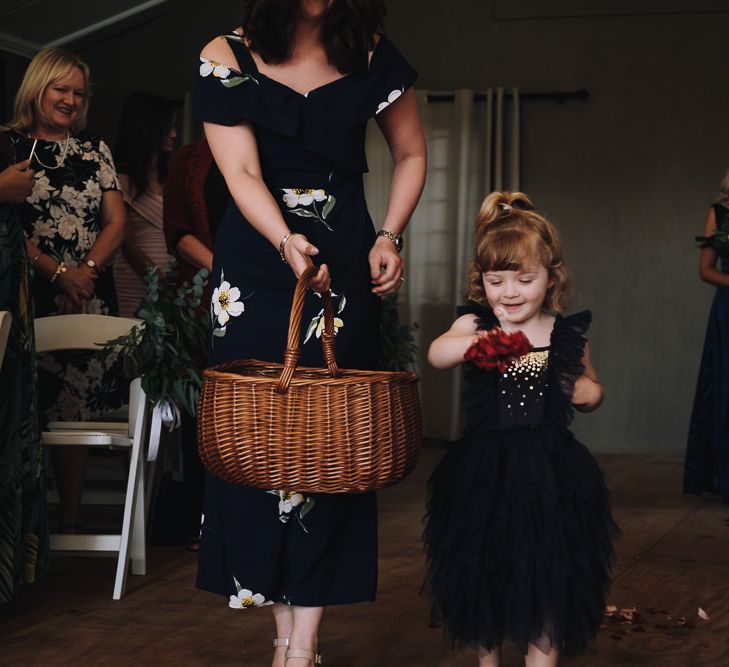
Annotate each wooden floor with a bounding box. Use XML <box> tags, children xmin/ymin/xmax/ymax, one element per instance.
<box><xmin>3</xmin><ymin>445</ymin><xmax>729</xmax><ymax>666</ymax></box>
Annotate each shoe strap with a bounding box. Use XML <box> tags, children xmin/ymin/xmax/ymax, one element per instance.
<box><xmin>273</xmin><ymin>637</ymin><xmax>290</xmax><ymax>648</ymax></box>
<box><xmin>285</xmin><ymin>648</ymin><xmax>322</xmax><ymax>664</ymax></box>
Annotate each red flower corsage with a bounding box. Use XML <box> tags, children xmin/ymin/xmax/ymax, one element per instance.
<box><xmin>464</xmin><ymin>328</ymin><xmax>533</xmax><ymax>372</ymax></box>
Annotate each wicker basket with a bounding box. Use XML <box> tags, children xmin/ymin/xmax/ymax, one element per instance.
<box><xmin>197</xmin><ymin>267</ymin><xmax>422</xmax><ymax>493</ymax></box>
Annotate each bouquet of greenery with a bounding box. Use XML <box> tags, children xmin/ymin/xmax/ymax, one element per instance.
<box><xmin>697</xmin><ymin>226</ymin><xmax>729</xmax><ymax>253</ymax></box>
<box><xmin>101</xmin><ymin>262</ymin><xmax>209</xmax><ymax>417</ymax></box>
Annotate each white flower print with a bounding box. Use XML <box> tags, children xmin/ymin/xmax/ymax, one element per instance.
<box><xmin>280</xmin><ymin>188</ymin><xmax>336</xmax><ymax>231</ymax></box>
<box><xmin>60</xmin><ymin>184</ymin><xmax>88</xmax><ymax>215</ymax></box>
<box><xmin>267</xmin><ymin>490</ymin><xmax>316</xmax><ymax>532</ymax></box>
<box><xmin>31</xmin><ymin>218</ymin><xmax>56</xmax><ymax>241</ymax></box>
<box><xmin>200</xmin><ymin>57</ymin><xmax>231</xmax><ymax>79</ymax></box>
<box><xmin>212</xmin><ymin>279</ymin><xmax>244</xmax><ymax>326</ymax></box>
<box><xmin>210</xmin><ymin>270</ymin><xmax>247</xmax><ymax>339</ymax></box>
<box><xmin>229</xmin><ymin>577</ymin><xmax>272</xmax><ymax>609</ymax></box>
<box><xmin>57</xmin><ymin>215</ymin><xmax>80</xmax><ymax>241</ymax></box>
<box><xmin>278</xmin><ymin>491</ymin><xmax>305</xmax><ymax>515</ymax></box>
<box><xmin>305</xmin><ymin>293</ymin><xmax>346</xmax><ymax>344</ymax></box>
<box><xmin>282</xmin><ymin>188</ymin><xmax>327</xmax><ymax>208</ymax></box>
<box><xmin>199</xmin><ymin>57</ymin><xmax>259</xmax><ymax>88</ymax></box>
<box><xmin>82</xmin><ymin>178</ymin><xmax>102</xmax><ymax>204</ymax></box>
<box><xmin>27</xmin><ymin>171</ymin><xmax>53</xmax><ymax>206</ymax></box>
<box><xmin>376</xmin><ymin>87</ymin><xmax>405</xmax><ymax>115</ymax></box>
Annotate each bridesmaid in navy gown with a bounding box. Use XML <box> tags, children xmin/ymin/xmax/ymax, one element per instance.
<box><xmin>685</xmin><ymin>187</ymin><xmax>729</xmax><ymax>502</ymax></box>
<box><xmin>194</xmin><ymin>1</ymin><xmax>426</xmax><ymax>664</ymax></box>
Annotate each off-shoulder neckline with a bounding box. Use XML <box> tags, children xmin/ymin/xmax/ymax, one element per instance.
<box><xmin>221</xmin><ymin>32</ymin><xmax>384</xmax><ymax>99</ymax></box>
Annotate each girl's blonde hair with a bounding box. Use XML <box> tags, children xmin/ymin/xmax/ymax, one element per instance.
<box><xmin>466</xmin><ymin>191</ymin><xmax>572</xmax><ymax>312</ymax></box>
<box><xmin>718</xmin><ymin>169</ymin><xmax>729</xmax><ymax>206</ymax></box>
<box><xmin>7</xmin><ymin>48</ymin><xmax>91</xmax><ymax>135</ymax></box>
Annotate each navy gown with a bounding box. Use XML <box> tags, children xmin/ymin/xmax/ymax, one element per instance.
<box><xmin>684</xmin><ymin>203</ymin><xmax>729</xmax><ymax>502</ymax></box>
<box><xmin>194</xmin><ymin>31</ymin><xmax>416</xmax><ymax>608</ymax></box>
<box><xmin>424</xmin><ymin>305</ymin><xmax>617</xmax><ymax>655</ymax></box>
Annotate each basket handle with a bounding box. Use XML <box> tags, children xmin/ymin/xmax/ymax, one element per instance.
<box><xmin>276</xmin><ymin>266</ymin><xmax>341</xmax><ymax>394</ymax></box>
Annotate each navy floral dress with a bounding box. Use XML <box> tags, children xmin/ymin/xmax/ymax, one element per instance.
<box><xmin>194</xmin><ymin>32</ymin><xmax>416</xmax><ymax>608</ymax></box>
<box><xmin>10</xmin><ymin>132</ymin><xmax>123</xmax><ymax>422</ymax></box>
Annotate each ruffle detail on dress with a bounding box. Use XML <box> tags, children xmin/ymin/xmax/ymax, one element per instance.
<box><xmin>194</xmin><ymin>34</ymin><xmax>417</xmax><ymax>172</ymax></box>
<box><xmin>546</xmin><ymin>311</ymin><xmax>591</xmax><ymax>431</ymax></box>
<box><xmin>424</xmin><ymin>429</ymin><xmax>617</xmax><ymax>655</ymax></box>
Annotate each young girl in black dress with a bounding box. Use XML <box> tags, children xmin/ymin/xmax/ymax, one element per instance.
<box><xmin>424</xmin><ymin>191</ymin><xmax>616</xmax><ymax>666</ymax></box>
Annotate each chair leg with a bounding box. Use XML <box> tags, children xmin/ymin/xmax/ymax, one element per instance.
<box><xmin>113</xmin><ymin>427</ymin><xmax>144</xmax><ymax>600</ymax></box>
<box><xmin>130</xmin><ymin>453</ymin><xmax>146</xmax><ymax>576</ymax></box>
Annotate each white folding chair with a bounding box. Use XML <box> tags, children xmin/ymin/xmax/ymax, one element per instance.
<box><xmin>0</xmin><ymin>310</ymin><xmax>11</xmax><ymax>369</ymax></box>
<box><xmin>35</xmin><ymin>313</ymin><xmax>159</xmax><ymax>600</ymax></box>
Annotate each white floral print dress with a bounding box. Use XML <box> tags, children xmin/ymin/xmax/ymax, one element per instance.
<box><xmin>11</xmin><ymin>132</ymin><xmax>125</xmax><ymax>421</ymax></box>
<box><xmin>194</xmin><ymin>30</ymin><xmax>417</xmax><ymax>608</ymax></box>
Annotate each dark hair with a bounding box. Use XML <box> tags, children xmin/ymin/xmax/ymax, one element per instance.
<box><xmin>240</xmin><ymin>0</ymin><xmax>387</xmax><ymax>73</ymax></box>
<box><xmin>114</xmin><ymin>92</ymin><xmax>176</xmax><ymax>198</ymax></box>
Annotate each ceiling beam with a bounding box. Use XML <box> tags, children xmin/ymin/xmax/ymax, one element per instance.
<box><xmin>45</xmin><ymin>0</ymin><xmax>169</xmax><ymax>47</ymax></box>
<box><xmin>0</xmin><ymin>30</ymin><xmax>42</xmax><ymax>59</ymax></box>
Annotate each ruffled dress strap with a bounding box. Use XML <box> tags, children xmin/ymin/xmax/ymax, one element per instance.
<box><xmin>456</xmin><ymin>300</ymin><xmax>498</xmax><ymax>332</ymax></box>
<box><xmin>457</xmin><ymin>302</ymin><xmax>500</xmax><ymax>433</ymax></box>
<box><xmin>547</xmin><ymin>310</ymin><xmax>592</xmax><ymax>430</ymax></box>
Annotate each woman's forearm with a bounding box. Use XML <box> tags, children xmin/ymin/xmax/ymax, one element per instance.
<box><xmin>224</xmin><ymin>169</ymin><xmax>289</xmax><ymax>248</ymax></box>
<box><xmin>87</xmin><ymin>190</ymin><xmax>125</xmax><ymax>268</ymax></box>
<box><xmin>700</xmin><ymin>264</ymin><xmax>729</xmax><ymax>288</ymax></box>
<box><xmin>177</xmin><ymin>234</ymin><xmax>214</xmax><ymax>272</ymax></box>
<box><xmin>381</xmin><ymin>153</ymin><xmax>426</xmax><ymax>235</ymax></box>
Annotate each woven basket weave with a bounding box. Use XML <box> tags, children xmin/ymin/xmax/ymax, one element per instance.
<box><xmin>197</xmin><ymin>266</ymin><xmax>422</xmax><ymax>493</ymax></box>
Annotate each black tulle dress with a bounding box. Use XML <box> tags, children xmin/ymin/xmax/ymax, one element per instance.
<box><xmin>423</xmin><ymin>304</ymin><xmax>617</xmax><ymax>655</ymax></box>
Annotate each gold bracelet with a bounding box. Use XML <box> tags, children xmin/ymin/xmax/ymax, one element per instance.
<box><xmin>50</xmin><ymin>261</ymin><xmax>67</xmax><ymax>283</ymax></box>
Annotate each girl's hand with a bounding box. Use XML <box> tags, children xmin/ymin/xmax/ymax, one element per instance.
<box><xmin>493</xmin><ymin>305</ymin><xmax>509</xmax><ymax>326</ymax></box>
<box><xmin>284</xmin><ymin>233</ymin><xmax>330</xmax><ymax>293</ymax></box>
<box><xmin>572</xmin><ymin>375</ymin><xmax>604</xmax><ymax>412</ymax></box>
<box><xmin>369</xmin><ymin>236</ymin><xmax>404</xmax><ymax>295</ymax></box>
<box><xmin>56</xmin><ymin>265</ymin><xmax>96</xmax><ymax>307</ymax></box>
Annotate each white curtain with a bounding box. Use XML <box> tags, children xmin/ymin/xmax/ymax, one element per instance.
<box><xmin>365</xmin><ymin>88</ymin><xmax>521</xmax><ymax>440</ymax></box>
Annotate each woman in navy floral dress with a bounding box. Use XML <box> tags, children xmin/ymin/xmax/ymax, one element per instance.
<box><xmin>6</xmin><ymin>48</ymin><xmax>126</xmax><ymax>533</ymax></box>
<box><xmin>195</xmin><ymin>1</ymin><xmax>426</xmax><ymax>664</ymax></box>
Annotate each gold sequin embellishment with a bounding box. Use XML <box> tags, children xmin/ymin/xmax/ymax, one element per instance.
<box><xmin>505</xmin><ymin>350</ymin><xmax>549</xmax><ymax>378</ymax></box>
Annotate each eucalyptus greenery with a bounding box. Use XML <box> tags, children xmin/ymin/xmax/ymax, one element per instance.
<box><xmin>696</xmin><ymin>229</ymin><xmax>729</xmax><ymax>253</ymax></box>
<box><xmin>378</xmin><ymin>293</ymin><xmax>419</xmax><ymax>372</ymax></box>
<box><xmin>101</xmin><ymin>262</ymin><xmax>209</xmax><ymax>417</ymax></box>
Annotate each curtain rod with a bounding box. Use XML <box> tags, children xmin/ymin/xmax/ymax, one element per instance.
<box><xmin>426</xmin><ymin>89</ymin><xmax>589</xmax><ymax>104</ymax></box>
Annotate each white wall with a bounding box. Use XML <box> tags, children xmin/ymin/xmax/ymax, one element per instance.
<box><xmin>28</xmin><ymin>1</ymin><xmax>729</xmax><ymax>455</ymax></box>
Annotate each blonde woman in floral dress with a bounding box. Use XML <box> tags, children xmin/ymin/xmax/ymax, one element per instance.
<box><xmin>6</xmin><ymin>48</ymin><xmax>125</xmax><ymax>533</ymax></box>
<box><xmin>195</xmin><ymin>0</ymin><xmax>426</xmax><ymax>665</ymax></box>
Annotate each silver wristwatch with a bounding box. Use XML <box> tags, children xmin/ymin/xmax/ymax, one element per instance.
<box><xmin>376</xmin><ymin>229</ymin><xmax>403</xmax><ymax>253</ymax></box>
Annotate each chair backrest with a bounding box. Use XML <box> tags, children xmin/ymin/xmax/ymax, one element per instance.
<box><xmin>0</xmin><ymin>310</ymin><xmax>12</xmax><ymax>369</ymax></box>
<box><xmin>34</xmin><ymin>314</ymin><xmax>142</xmax><ymax>353</ymax></box>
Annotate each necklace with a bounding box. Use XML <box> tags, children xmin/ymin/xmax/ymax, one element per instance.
<box><xmin>28</xmin><ymin>130</ymin><xmax>71</xmax><ymax>170</ymax></box>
